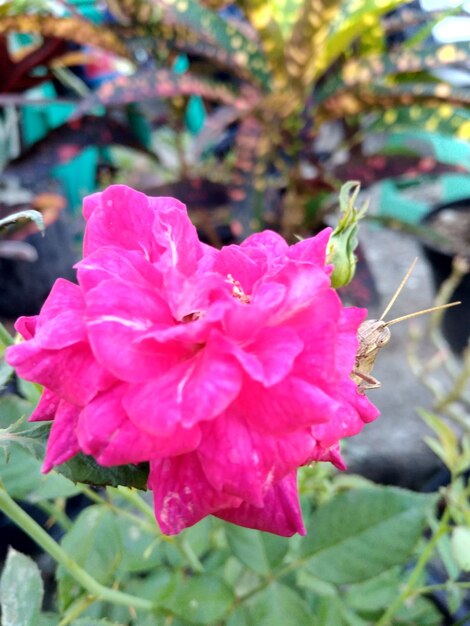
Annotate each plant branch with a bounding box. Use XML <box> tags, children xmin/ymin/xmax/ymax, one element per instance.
<box><xmin>0</xmin><ymin>485</ymin><xmax>156</xmax><ymax>613</ymax></box>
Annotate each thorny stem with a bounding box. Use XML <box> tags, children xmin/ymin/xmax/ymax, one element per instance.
<box><xmin>0</xmin><ymin>485</ymin><xmax>156</xmax><ymax>613</ymax></box>
<box><xmin>375</xmin><ymin>507</ymin><xmax>452</xmax><ymax>626</ymax></box>
<box><xmin>79</xmin><ymin>485</ymin><xmax>158</xmax><ymax>535</ymax></box>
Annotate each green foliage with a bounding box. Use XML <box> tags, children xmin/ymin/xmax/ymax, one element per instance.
<box><xmin>56</xmin><ymin>453</ymin><xmax>149</xmax><ymax>491</ymax></box>
<box><xmin>301</xmin><ymin>487</ymin><xmax>435</xmax><ymax>584</ymax></box>
<box><xmin>57</xmin><ymin>506</ymin><xmax>123</xmax><ymax>610</ymax></box>
<box><xmin>0</xmin><ymin>548</ymin><xmax>44</xmax><ymax>626</ymax></box>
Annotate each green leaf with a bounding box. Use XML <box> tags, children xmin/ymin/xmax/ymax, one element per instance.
<box><xmin>0</xmin><ymin>322</ymin><xmax>14</xmax><ymax>349</ymax></box>
<box><xmin>300</xmin><ymin>487</ymin><xmax>435</xmax><ymax>584</ymax></box>
<box><xmin>0</xmin><ymin>210</ymin><xmax>44</xmax><ymax>234</ymax></box>
<box><xmin>316</xmin><ymin>0</ymin><xmax>412</xmax><ymax>78</ymax></box>
<box><xmin>0</xmin><ymin>397</ymin><xmax>79</xmax><ymax>500</ymax></box>
<box><xmin>308</xmin><ymin>593</ymin><xmax>348</xmax><ymax>626</ymax></box>
<box><xmin>55</xmin><ymin>453</ymin><xmax>149</xmax><ymax>490</ymax></box>
<box><xmin>57</xmin><ymin>506</ymin><xmax>122</xmax><ymax>611</ymax></box>
<box><xmin>159</xmin><ymin>574</ymin><xmax>234</xmax><ymax>624</ymax></box>
<box><xmin>0</xmin><ymin>548</ymin><xmax>44</xmax><ymax>626</ymax></box>
<box><xmin>271</xmin><ymin>0</ymin><xmax>303</xmax><ymax>39</ymax></box>
<box><xmin>226</xmin><ymin>606</ymin><xmax>250</xmax><ymax>626</ymax></box>
<box><xmin>451</xmin><ymin>526</ymin><xmax>470</xmax><ymax>572</ymax></box>
<box><xmin>344</xmin><ymin>567</ymin><xmax>402</xmax><ymax>612</ymax></box>
<box><xmin>0</xmin><ymin>442</ymin><xmax>79</xmax><ymax>501</ymax></box>
<box><xmin>225</xmin><ymin>525</ymin><xmax>289</xmax><ymax>575</ymax></box>
<box><xmin>247</xmin><ymin>582</ymin><xmax>311</xmax><ymax>626</ymax></box>
<box><xmin>0</xmin><ymin>360</ymin><xmax>14</xmax><ymax>390</ymax></box>
<box><xmin>70</xmin><ymin>617</ymin><xmax>122</xmax><ymax>626</ymax></box>
<box><xmin>37</xmin><ymin>613</ymin><xmax>60</xmax><ymax>626</ymax></box>
<box><xmin>115</xmin><ymin>515</ymin><xmax>162</xmax><ymax>574</ymax></box>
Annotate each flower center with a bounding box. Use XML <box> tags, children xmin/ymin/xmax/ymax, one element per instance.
<box><xmin>226</xmin><ymin>274</ymin><xmax>251</xmax><ymax>304</ymax></box>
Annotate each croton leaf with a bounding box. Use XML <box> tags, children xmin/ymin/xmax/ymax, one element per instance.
<box><xmin>318</xmin><ymin>83</ymin><xmax>470</xmax><ymax>123</ymax></box>
<box><xmin>334</xmin><ymin>153</ymin><xmax>467</xmax><ymax>187</ymax></box>
<box><xmin>285</xmin><ymin>0</ymin><xmax>342</xmax><ymax>89</ymax></box>
<box><xmin>363</xmin><ymin>105</ymin><xmax>470</xmax><ymax>141</ymax></box>
<box><xmin>361</xmin><ymin>83</ymin><xmax>470</xmax><ymax>108</ymax></box>
<box><xmin>320</xmin><ymin>41</ymin><xmax>470</xmax><ymax>102</ymax></box>
<box><xmin>240</xmin><ymin>0</ymin><xmax>286</xmax><ymax>84</ymax></box>
<box><xmin>0</xmin><ymin>15</ymin><xmax>129</xmax><ymax>59</ymax></box>
<box><xmin>313</xmin><ymin>0</ymin><xmax>412</xmax><ymax>80</ymax></box>
<box><xmin>74</xmin><ymin>68</ymin><xmax>249</xmax><ymax>118</ymax></box>
<box><xmin>111</xmin><ymin>0</ymin><xmax>271</xmax><ymax>89</ymax></box>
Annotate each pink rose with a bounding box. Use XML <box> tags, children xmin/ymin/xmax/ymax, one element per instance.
<box><xmin>6</xmin><ymin>185</ymin><xmax>379</xmax><ymax>536</ymax></box>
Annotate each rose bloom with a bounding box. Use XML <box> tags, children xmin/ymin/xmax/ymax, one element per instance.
<box><xmin>6</xmin><ymin>185</ymin><xmax>379</xmax><ymax>536</ymax></box>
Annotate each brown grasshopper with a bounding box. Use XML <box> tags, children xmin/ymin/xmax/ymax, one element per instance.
<box><xmin>351</xmin><ymin>258</ymin><xmax>460</xmax><ymax>392</ymax></box>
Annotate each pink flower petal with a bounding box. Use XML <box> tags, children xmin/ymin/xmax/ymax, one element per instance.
<box><xmin>14</xmin><ymin>315</ymin><xmax>37</xmax><ymax>340</ymax></box>
<box><xmin>215</xmin><ymin>472</ymin><xmax>306</xmax><ymax>537</ymax></box>
<box><xmin>287</xmin><ymin>227</ymin><xmax>332</xmax><ymax>267</ymax></box>
<box><xmin>7</xmin><ymin>340</ymin><xmax>112</xmax><ymax>406</ymax></box>
<box><xmin>152</xmin><ymin>200</ymin><xmax>202</xmax><ymax>275</ymax></box>
<box><xmin>228</xmin><ymin>327</ymin><xmax>303</xmax><ymax>387</ymax></box>
<box><xmin>84</xmin><ymin>278</ymin><xmax>181</xmax><ymax>382</ymax></box>
<box><xmin>236</xmin><ymin>375</ymin><xmax>337</xmax><ymax>434</ymax></box>
<box><xmin>77</xmin><ymin>246</ymin><xmax>163</xmax><ymax>293</ymax></box>
<box><xmin>149</xmin><ymin>454</ymin><xmax>241</xmax><ymax>535</ymax></box>
<box><xmin>33</xmin><ymin>279</ymin><xmax>86</xmax><ymax>349</ymax></box>
<box><xmin>124</xmin><ymin>336</ymin><xmax>243</xmax><ymax>435</ymax></box>
<box><xmin>198</xmin><ymin>412</ymin><xmax>316</xmax><ymax>505</ymax></box>
<box><xmin>42</xmin><ymin>400</ymin><xmax>81</xmax><ymax>472</ymax></box>
<box><xmin>29</xmin><ymin>388</ymin><xmax>60</xmax><ymax>422</ymax></box>
<box><xmin>84</xmin><ymin>185</ymin><xmax>187</xmax><ymax>261</ymax></box>
<box><xmin>78</xmin><ymin>385</ymin><xmax>201</xmax><ymax>465</ymax></box>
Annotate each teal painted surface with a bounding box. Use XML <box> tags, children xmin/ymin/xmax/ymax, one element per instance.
<box><xmin>52</xmin><ymin>147</ymin><xmax>99</xmax><ymax>215</ymax></box>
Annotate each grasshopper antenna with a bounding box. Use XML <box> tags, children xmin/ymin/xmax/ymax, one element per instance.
<box><xmin>385</xmin><ymin>301</ymin><xmax>461</xmax><ymax>326</ymax></box>
<box><xmin>379</xmin><ymin>257</ymin><xmax>418</xmax><ymax>321</ymax></box>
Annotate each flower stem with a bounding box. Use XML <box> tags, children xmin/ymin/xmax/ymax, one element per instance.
<box><xmin>112</xmin><ymin>486</ymin><xmax>156</xmax><ymax>523</ymax></box>
<box><xmin>0</xmin><ymin>486</ymin><xmax>155</xmax><ymax>613</ymax></box>
<box><xmin>58</xmin><ymin>595</ymin><xmax>96</xmax><ymax>626</ymax></box>
<box><xmin>80</xmin><ymin>485</ymin><xmax>157</xmax><ymax>535</ymax></box>
<box><xmin>375</xmin><ymin>507</ymin><xmax>451</xmax><ymax>626</ymax></box>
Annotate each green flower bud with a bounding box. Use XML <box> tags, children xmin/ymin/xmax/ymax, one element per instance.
<box><xmin>327</xmin><ymin>181</ymin><xmax>368</xmax><ymax>288</ymax></box>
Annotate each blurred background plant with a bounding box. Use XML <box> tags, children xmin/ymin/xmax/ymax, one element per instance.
<box><xmin>0</xmin><ymin>1</ymin><xmax>470</xmax><ymax>624</ymax></box>
<box><xmin>1</xmin><ymin>0</ymin><xmax>470</xmax><ymax>242</ymax></box>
